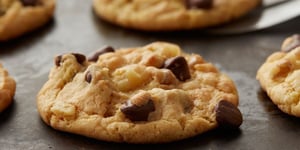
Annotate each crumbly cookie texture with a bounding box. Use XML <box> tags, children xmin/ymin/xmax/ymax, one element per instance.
<box><xmin>93</xmin><ymin>0</ymin><xmax>261</xmax><ymax>31</ymax></box>
<box><xmin>0</xmin><ymin>0</ymin><xmax>55</xmax><ymax>41</ymax></box>
<box><xmin>0</xmin><ymin>63</ymin><xmax>16</xmax><ymax>112</ymax></box>
<box><xmin>37</xmin><ymin>42</ymin><xmax>241</xmax><ymax>143</ymax></box>
<box><xmin>257</xmin><ymin>34</ymin><xmax>300</xmax><ymax>117</ymax></box>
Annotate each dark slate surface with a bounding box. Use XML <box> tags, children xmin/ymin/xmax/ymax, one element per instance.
<box><xmin>1</xmin><ymin>1</ymin><xmax>300</xmax><ymax>149</ymax></box>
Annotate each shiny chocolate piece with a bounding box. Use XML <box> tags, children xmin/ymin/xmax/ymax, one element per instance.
<box><xmin>85</xmin><ymin>71</ymin><xmax>92</xmax><ymax>83</ymax></box>
<box><xmin>21</xmin><ymin>0</ymin><xmax>38</xmax><ymax>6</ymax></box>
<box><xmin>0</xmin><ymin>9</ymin><xmax>5</xmax><ymax>16</ymax></box>
<box><xmin>88</xmin><ymin>46</ymin><xmax>115</xmax><ymax>62</ymax></box>
<box><xmin>163</xmin><ymin>56</ymin><xmax>191</xmax><ymax>81</ymax></box>
<box><xmin>282</xmin><ymin>34</ymin><xmax>300</xmax><ymax>52</ymax></box>
<box><xmin>72</xmin><ymin>53</ymin><xmax>86</xmax><ymax>65</ymax></box>
<box><xmin>185</xmin><ymin>0</ymin><xmax>213</xmax><ymax>9</ymax></box>
<box><xmin>215</xmin><ymin>100</ymin><xmax>243</xmax><ymax>129</ymax></box>
<box><xmin>121</xmin><ymin>99</ymin><xmax>155</xmax><ymax>122</ymax></box>
<box><xmin>55</xmin><ymin>55</ymin><xmax>62</xmax><ymax>67</ymax></box>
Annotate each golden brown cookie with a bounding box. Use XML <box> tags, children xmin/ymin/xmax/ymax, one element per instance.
<box><xmin>93</xmin><ymin>0</ymin><xmax>261</xmax><ymax>31</ymax></box>
<box><xmin>257</xmin><ymin>34</ymin><xmax>300</xmax><ymax>117</ymax></box>
<box><xmin>0</xmin><ymin>0</ymin><xmax>55</xmax><ymax>41</ymax></box>
<box><xmin>37</xmin><ymin>42</ymin><xmax>242</xmax><ymax>143</ymax></box>
<box><xmin>0</xmin><ymin>63</ymin><xmax>16</xmax><ymax>112</ymax></box>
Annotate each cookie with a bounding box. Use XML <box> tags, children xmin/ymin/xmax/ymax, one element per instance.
<box><xmin>0</xmin><ymin>63</ymin><xmax>16</xmax><ymax>112</ymax></box>
<box><xmin>257</xmin><ymin>34</ymin><xmax>300</xmax><ymax>117</ymax></box>
<box><xmin>37</xmin><ymin>42</ymin><xmax>242</xmax><ymax>143</ymax></box>
<box><xmin>0</xmin><ymin>0</ymin><xmax>55</xmax><ymax>41</ymax></box>
<box><xmin>93</xmin><ymin>0</ymin><xmax>261</xmax><ymax>31</ymax></box>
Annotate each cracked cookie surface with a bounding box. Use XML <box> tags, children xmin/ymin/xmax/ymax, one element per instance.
<box><xmin>93</xmin><ymin>0</ymin><xmax>260</xmax><ymax>31</ymax></box>
<box><xmin>0</xmin><ymin>0</ymin><xmax>55</xmax><ymax>41</ymax></box>
<box><xmin>257</xmin><ymin>34</ymin><xmax>300</xmax><ymax>117</ymax></box>
<box><xmin>0</xmin><ymin>63</ymin><xmax>16</xmax><ymax>112</ymax></box>
<box><xmin>37</xmin><ymin>42</ymin><xmax>241</xmax><ymax>143</ymax></box>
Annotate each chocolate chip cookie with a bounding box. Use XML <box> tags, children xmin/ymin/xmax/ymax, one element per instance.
<box><xmin>0</xmin><ymin>0</ymin><xmax>55</xmax><ymax>41</ymax></box>
<box><xmin>93</xmin><ymin>0</ymin><xmax>261</xmax><ymax>31</ymax></box>
<box><xmin>257</xmin><ymin>34</ymin><xmax>300</xmax><ymax>117</ymax></box>
<box><xmin>0</xmin><ymin>63</ymin><xmax>16</xmax><ymax>112</ymax></box>
<box><xmin>37</xmin><ymin>42</ymin><xmax>242</xmax><ymax>143</ymax></box>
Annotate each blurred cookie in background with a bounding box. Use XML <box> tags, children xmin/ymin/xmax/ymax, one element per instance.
<box><xmin>0</xmin><ymin>0</ymin><xmax>55</xmax><ymax>41</ymax></box>
<box><xmin>257</xmin><ymin>34</ymin><xmax>300</xmax><ymax>117</ymax></box>
<box><xmin>93</xmin><ymin>0</ymin><xmax>261</xmax><ymax>31</ymax></box>
<box><xmin>0</xmin><ymin>63</ymin><xmax>16</xmax><ymax>112</ymax></box>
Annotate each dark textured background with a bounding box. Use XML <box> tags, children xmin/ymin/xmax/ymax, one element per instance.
<box><xmin>0</xmin><ymin>1</ymin><xmax>300</xmax><ymax>149</ymax></box>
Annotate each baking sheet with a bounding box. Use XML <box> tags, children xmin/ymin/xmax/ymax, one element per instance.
<box><xmin>1</xmin><ymin>1</ymin><xmax>300</xmax><ymax>149</ymax></box>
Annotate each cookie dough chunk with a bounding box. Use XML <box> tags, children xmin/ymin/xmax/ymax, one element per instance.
<box><xmin>257</xmin><ymin>34</ymin><xmax>300</xmax><ymax>117</ymax></box>
<box><xmin>93</xmin><ymin>0</ymin><xmax>261</xmax><ymax>31</ymax></box>
<box><xmin>0</xmin><ymin>64</ymin><xmax>16</xmax><ymax>112</ymax></box>
<box><xmin>37</xmin><ymin>42</ymin><xmax>241</xmax><ymax>143</ymax></box>
<box><xmin>0</xmin><ymin>0</ymin><xmax>55</xmax><ymax>41</ymax></box>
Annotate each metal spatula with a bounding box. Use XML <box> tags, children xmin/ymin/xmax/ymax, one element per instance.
<box><xmin>205</xmin><ymin>0</ymin><xmax>300</xmax><ymax>34</ymax></box>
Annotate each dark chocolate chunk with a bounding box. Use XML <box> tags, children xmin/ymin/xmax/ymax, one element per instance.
<box><xmin>282</xmin><ymin>34</ymin><xmax>300</xmax><ymax>52</ymax></box>
<box><xmin>121</xmin><ymin>99</ymin><xmax>155</xmax><ymax>122</ymax></box>
<box><xmin>0</xmin><ymin>9</ymin><xmax>5</xmax><ymax>16</ymax></box>
<box><xmin>185</xmin><ymin>0</ymin><xmax>213</xmax><ymax>9</ymax></box>
<box><xmin>85</xmin><ymin>71</ymin><xmax>92</xmax><ymax>83</ymax></box>
<box><xmin>215</xmin><ymin>100</ymin><xmax>243</xmax><ymax>129</ymax></box>
<box><xmin>163</xmin><ymin>56</ymin><xmax>191</xmax><ymax>81</ymax></box>
<box><xmin>55</xmin><ymin>55</ymin><xmax>62</xmax><ymax>67</ymax></box>
<box><xmin>72</xmin><ymin>53</ymin><xmax>86</xmax><ymax>65</ymax></box>
<box><xmin>21</xmin><ymin>0</ymin><xmax>38</xmax><ymax>6</ymax></box>
<box><xmin>88</xmin><ymin>46</ymin><xmax>115</xmax><ymax>62</ymax></box>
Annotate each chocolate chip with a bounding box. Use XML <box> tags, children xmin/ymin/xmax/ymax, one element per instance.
<box><xmin>185</xmin><ymin>0</ymin><xmax>213</xmax><ymax>9</ymax></box>
<box><xmin>282</xmin><ymin>34</ymin><xmax>300</xmax><ymax>52</ymax></box>
<box><xmin>121</xmin><ymin>99</ymin><xmax>155</xmax><ymax>121</ymax></box>
<box><xmin>163</xmin><ymin>56</ymin><xmax>191</xmax><ymax>81</ymax></box>
<box><xmin>0</xmin><ymin>9</ymin><xmax>5</xmax><ymax>16</ymax></box>
<box><xmin>215</xmin><ymin>100</ymin><xmax>243</xmax><ymax>129</ymax></box>
<box><xmin>88</xmin><ymin>46</ymin><xmax>115</xmax><ymax>62</ymax></box>
<box><xmin>85</xmin><ymin>71</ymin><xmax>92</xmax><ymax>83</ymax></box>
<box><xmin>72</xmin><ymin>53</ymin><xmax>86</xmax><ymax>65</ymax></box>
<box><xmin>55</xmin><ymin>55</ymin><xmax>62</xmax><ymax>67</ymax></box>
<box><xmin>21</xmin><ymin>0</ymin><xmax>38</xmax><ymax>6</ymax></box>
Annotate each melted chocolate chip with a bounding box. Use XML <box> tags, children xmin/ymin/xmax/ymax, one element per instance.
<box><xmin>0</xmin><ymin>9</ymin><xmax>5</xmax><ymax>16</ymax></box>
<box><xmin>215</xmin><ymin>100</ymin><xmax>243</xmax><ymax>129</ymax></box>
<box><xmin>282</xmin><ymin>34</ymin><xmax>300</xmax><ymax>52</ymax></box>
<box><xmin>88</xmin><ymin>46</ymin><xmax>115</xmax><ymax>62</ymax></box>
<box><xmin>55</xmin><ymin>55</ymin><xmax>62</xmax><ymax>67</ymax></box>
<box><xmin>163</xmin><ymin>56</ymin><xmax>191</xmax><ymax>81</ymax></box>
<box><xmin>121</xmin><ymin>99</ymin><xmax>155</xmax><ymax>121</ymax></box>
<box><xmin>85</xmin><ymin>71</ymin><xmax>92</xmax><ymax>83</ymax></box>
<box><xmin>185</xmin><ymin>0</ymin><xmax>213</xmax><ymax>9</ymax></box>
<box><xmin>72</xmin><ymin>53</ymin><xmax>86</xmax><ymax>65</ymax></box>
<box><xmin>21</xmin><ymin>0</ymin><xmax>38</xmax><ymax>6</ymax></box>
